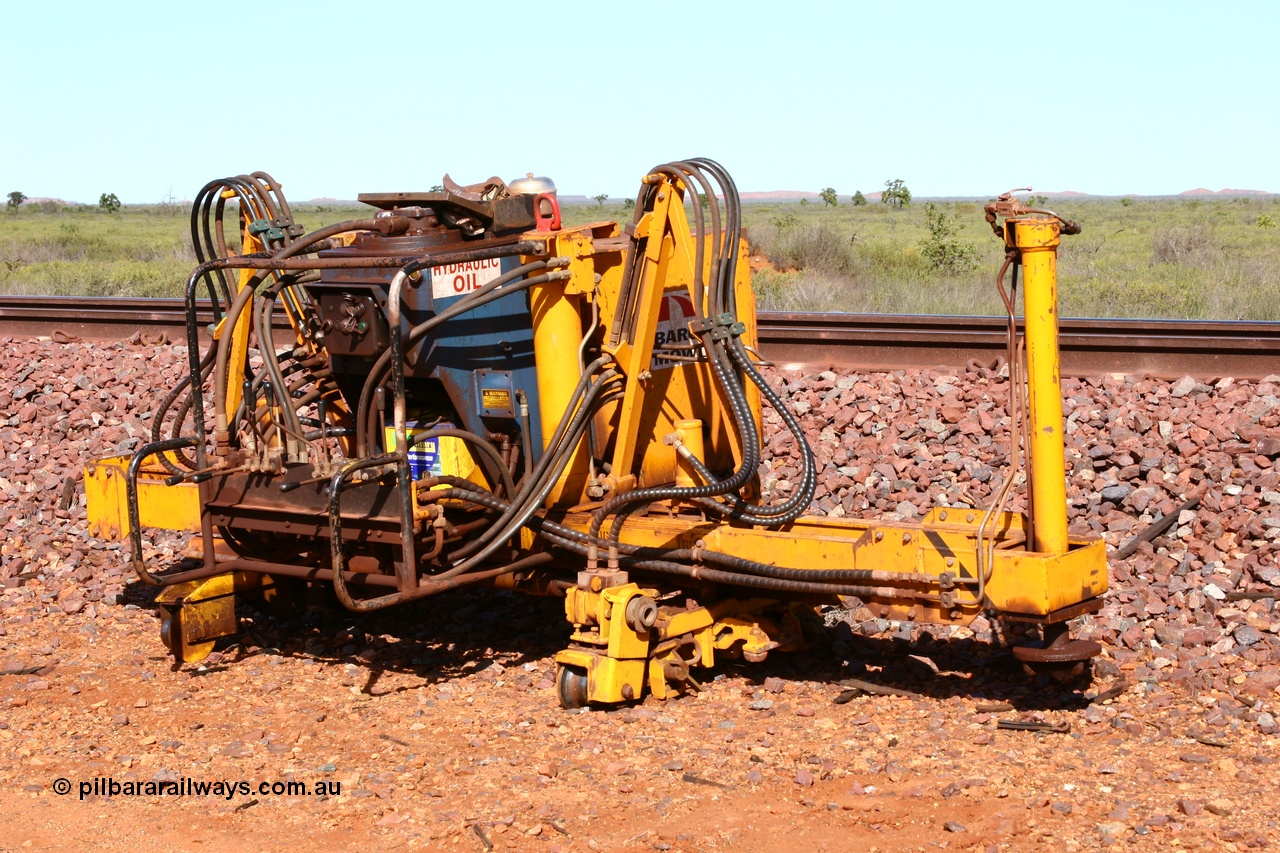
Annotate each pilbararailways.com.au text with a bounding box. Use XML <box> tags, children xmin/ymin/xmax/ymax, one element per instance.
<box><xmin>52</xmin><ymin>776</ymin><xmax>342</xmax><ymax>800</ymax></box>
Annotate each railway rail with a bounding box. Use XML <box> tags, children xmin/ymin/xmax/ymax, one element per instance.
<box><xmin>1</xmin><ymin>295</ymin><xmax>1278</xmax><ymax>379</ymax></box>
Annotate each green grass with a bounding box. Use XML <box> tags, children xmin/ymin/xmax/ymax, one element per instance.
<box><xmin>4</xmin><ymin>195</ymin><xmax>1279</xmax><ymax>319</ymax></box>
<box><xmin>732</xmin><ymin>195</ymin><xmax>1280</xmax><ymax>320</ymax></box>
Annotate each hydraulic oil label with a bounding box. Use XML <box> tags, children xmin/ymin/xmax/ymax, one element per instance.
<box><xmin>430</xmin><ymin>257</ymin><xmax>503</xmax><ymax>300</ymax></box>
<box><xmin>651</xmin><ymin>293</ymin><xmax>697</xmax><ymax>371</ymax></box>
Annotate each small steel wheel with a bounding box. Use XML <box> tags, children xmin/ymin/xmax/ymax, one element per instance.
<box><xmin>556</xmin><ymin>665</ymin><xmax>589</xmax><ymax>710</ymax></box>
<box><xmin>1013</xmin><ymin>624</ymin><xmax>1100</xmax><ymax>683</ymax></box>
<box><xmin>158</xmin><ymin>610</ymin><xmax>214</xmax><ymax>664</ymax></box>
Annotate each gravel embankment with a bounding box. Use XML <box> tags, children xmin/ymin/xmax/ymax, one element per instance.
<box><xmin>1</xmin><ymin>336</ymin><xmax>1278</xmax><ymax>850</ymax></box>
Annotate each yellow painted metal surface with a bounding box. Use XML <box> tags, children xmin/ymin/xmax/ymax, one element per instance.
<box><xmin>524</xmin><ymin>204</ymin><xmax>761</xmax><ymax>507</ymax></box>
<box><xmin>657</xmin><ymin>604</ymin><xmax>715</xmax><ymax>640</ymax></box>
<box><xmin>554</xmin><ymin>648</ymin><xmax>646</xmax><ymax>704</ymax></box>
<box><xmin>529</xmin><ymin>268</ymin><xmax>589</xmax><ymax>504</ymax></box>
<box><xmin>1011</xmin><ymin>217</ymin><xmax>1070</xmax><ymax>555</ymax></box>
<box><xmin>555</xmin><ymin>505</ymin><xmax>1106</xmax><ymax>620</ymax></box>
<box><xmin>987</xmin><ymin>538</ymin><xmax>1108</xmax><ymax>615</ymax></box>
<box><xmin>558</xmin><ymin>588</ymin><xmax>817</xmax><ymax>701</ymax></box>
<box><xmin>563</xmin><ymin>584</ymin><xmax>652</xmax><ymax>660</ymax></box>
<box><xmin>84</xmin><ymin>454</ymin><xmax>201</xmax><ymax>540</ymax></box>
<box><xmin>222</xmin><ymin>231</ymin><xmax>266</xmax><ymax>424</ymax></box>
<box><xmin>156</xmin><ymin>571</ymin><xmax>275</xmax><ymax>663</ymax></box>
<box><xmin>673</xmin><ymin>418</ymin><xmax>703</xmax><ymax>488</ymax></box>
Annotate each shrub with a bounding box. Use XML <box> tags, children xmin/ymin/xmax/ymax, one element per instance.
<box><xmin>856</xmin><ymin>241</ymin><xmax>930</xmax><ymax>279</ymax></box>
<box><xmin>919</xmin><ymin>202</ymin><xmax>980</xmax><ymax>273</ymax></box>
<box><xmin>749</xmin><ymin>219</ymin><xmax>857</xmax><ymax>275</ymax></box>
<box><xmin>851</xmin><ymin>190</ymin><xmax>867</xmax><ymax>206</ymax></box>
<box><xmin>1256</xmin><ymin>214</ymin><xmax>1277</xmax><ymax>229</ymax></box>
<box><xmin>155</xmin><ymin>191</ymin><xmax>184</xmax><ymax>218</ymax></box>
<box><xmin>1151</xmin><ymin>224</ymin><xmax>1218</xmax><ymax>266</ymax></box>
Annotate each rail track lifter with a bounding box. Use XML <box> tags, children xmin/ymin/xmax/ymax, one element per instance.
<box><xmin>86</xmin><ymin>160</ymin><xmax>1106</xmax><ymax>707</ymax></box>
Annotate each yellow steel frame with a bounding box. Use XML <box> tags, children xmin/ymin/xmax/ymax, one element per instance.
<box><xmin>157</xmin><ymin>571</ymin><xmax>284</xmax><ymax>663</ymax></box>
<box><xmin>547</xmin><ymin>208</ymin><xmax>1105</xmax><ymax>705</ymax></box>
<box><xmin>525</xmin><ymin>176</ymin><xmax>760</xmax><ymax>507</ymax></box>
<box><xmin>82</xmin><ymin>169</ymin><xmax>1104</xmax><ymax>703</ymax></box>
<box><xmin>554</xmin><ymin>507</ymin><xmax>1106</xmax><ymax>620</ymax></box>
<box><xmin>215</xmin><ymin>194</ymin><xmax>266</xmax><ymax>426</ymax></box>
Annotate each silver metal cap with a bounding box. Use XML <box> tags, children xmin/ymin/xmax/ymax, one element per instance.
<box><xmin>507</xmin><ymin>172</ymin><xmax>556</xmax><ymax>196</ymax></box>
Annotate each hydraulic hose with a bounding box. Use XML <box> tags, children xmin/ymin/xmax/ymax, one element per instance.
<box><xmin>437</xmin><ymin>367</ymin><xmax>620</xmax><ymax>571</ymax></box>
<box><xmin>408</xmin><ymin>427</ymin><xmax>515</xmax><ymax>505</ymax></box>
<box><xmin>151</xmin><ymin>347</ymin><xmax>217</xmax><ymax>474</ymax></box>
<box><xmin>594</xmin><ymin>332</ymin><xmax>760</xmax><ymax>541</ymax></box>
<box><xmin>353</xmin><ymin>260</ymin><xmax>564</xmax><ymax>455</ymax></box>
<box><xmin>211</xmin><ymin>217</ymin><xmax>382</xmax><ymax>441</ymax></box>
<box><xmin>426</xmin><ymin>483</ymin><xmax>939</xmax><ymax>600</ymax></box>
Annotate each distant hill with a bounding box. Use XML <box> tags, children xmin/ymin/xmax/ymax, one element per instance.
<box><xmin>739</xmin><ymin>191</ymin><xmax>821</xmax><ymax>202</ymax></box>
<box><xmin>1179</xmin><ymin>187</ymin><xmax>1270</xmax><ymax>196</ymax></box>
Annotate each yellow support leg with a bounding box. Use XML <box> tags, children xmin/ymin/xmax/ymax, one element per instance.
<box><xmin>528</xmin><ymin>275</ymin><xmax>589</xmax><ymax>504</ymax></box>
<box><xmin>1013</xmin><ymin>218</ymin><xmax>1070</xmax><ymax>555</ymax></box>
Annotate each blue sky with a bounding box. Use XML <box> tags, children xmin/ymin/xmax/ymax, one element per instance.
<box><xmin>3</xmin><ymin>1</ymin><xmax>1276</xmax><ymax>203</ymax></box>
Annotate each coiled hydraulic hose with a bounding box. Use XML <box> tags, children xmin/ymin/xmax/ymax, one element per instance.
<box><xmin>434</xmin><ymin>365</ymin><xmax>621</xmax><ymax>572</ymax></box>
<box><xmin>211</xmin><ymin>216</ymin><xmax>383</xmax><ymax>444</ymax></box>
<box><xmin>595</xmin><ymin>333</ymin><xmax>759</xmax><ymax>540</ymax></box>
<box><xmin>592</xmin><ymin>158</ymin><xmax>820</xmax><ymax>539</ymax></box>
<box><xmin>592</xmin><ymin>158</ymin><xmax>775</xmax><ymax>542</ymax></box>
<box><xmin>677</xmin><ymin>335</ymin><xmax>817</xmax><ymax>526</ymax></box>
<box><xmin>151</xmin><ymin>348</ymin><xmax>217</xmax><ymax>474</ymax></box>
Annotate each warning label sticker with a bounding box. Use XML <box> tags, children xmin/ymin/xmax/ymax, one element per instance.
<box><xmin>430</xmin><ymin>257</ymin><xmax>504</xmax><ymax>300</ymax></box>
<box><xmin>651</xmin><ymin>293</ymin><xmax>697</xmax><ymax>370</ymax></box>
<box><xmin>481</xmin><ymin>388</ymin><xmax>512</xmax><ymax>410</ymax></box>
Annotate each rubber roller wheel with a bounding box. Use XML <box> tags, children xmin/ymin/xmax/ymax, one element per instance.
<box><xmin>556</xmin><ymin>665</ymin><xmax>589</xmax><ymax>710</ymax></box>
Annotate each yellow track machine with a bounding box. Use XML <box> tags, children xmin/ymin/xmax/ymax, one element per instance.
<box><xmin>86</xmin><ymin>161</ymin><xmax>1106</xmax><ymax>707</ymax></box>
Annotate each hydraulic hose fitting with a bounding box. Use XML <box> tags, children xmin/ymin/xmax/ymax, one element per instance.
<box><xmin>625</xmin><ymin>596</ymin><xmax>658</xmax><ymax>632</ymax></box>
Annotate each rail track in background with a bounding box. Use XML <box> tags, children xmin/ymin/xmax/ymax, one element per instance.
<box><xmin>1</xmin><ymin>295</ymin><xmax>1278</xmax><ymax>380</ymax></box>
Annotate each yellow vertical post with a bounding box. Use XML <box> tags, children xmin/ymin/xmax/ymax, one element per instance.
<box><xmin>1012</xmin><ymin>218</ymin><xmax>1069</xmax><ymax>555</ymax></box>
<box><xmin>529</xmin><ymin>276</ymin><xmax>588</xmax><ymax>504</ymax></box>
